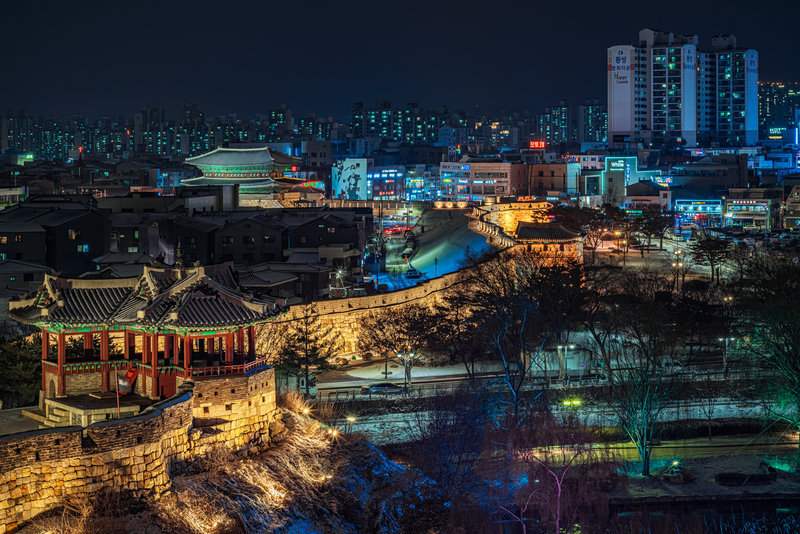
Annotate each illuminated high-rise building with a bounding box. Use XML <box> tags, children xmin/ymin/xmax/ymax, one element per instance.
<box><xmin>758</xmin><ymin>82</ymin><xmax>800</xmax><ymax>139</ymax></box>
<box><xmin>608</xmin><ymin>28</ymin><xmax>758</xmax><ymax>148</ymax></box>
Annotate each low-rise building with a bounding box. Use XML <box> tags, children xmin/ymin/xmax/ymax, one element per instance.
<box><xmin>782</xmin><ymin>185</ymin><xmax>800</xmax><ymax>229</ymax></box>
<box><xmin>724</xmin><ymin>187</ymin><xmax>783</xmax><ymax>229</ymax></box>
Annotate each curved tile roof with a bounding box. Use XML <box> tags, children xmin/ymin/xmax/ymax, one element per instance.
<box><xmin>185</xmin><ymin>147</ymin><xmax>301</xmax><ymax>167</ymax></box>
<box><xmin>8</xmin><ymin>263</ymin><xmax>285</xmax><ymax>332</ymax></box>
<box><xmin>514</xmin><ymin>222</ymin><xmax>583</xmax><ymax>243</ymax></box>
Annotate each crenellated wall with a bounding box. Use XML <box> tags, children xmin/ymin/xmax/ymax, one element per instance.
<box><xmin>0</xmin><ymin>367</ymin><xmax>280</xmax><ymax>533</ymax></box>
<box><xmin>272</xmin><ymin>270</ymin><xmax>467</xmax><ymax>354</ymax></box>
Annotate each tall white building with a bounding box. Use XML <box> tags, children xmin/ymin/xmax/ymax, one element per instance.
<box><xmin>608</xmin><ymin>28</ymin><xmax>758</xmax><ymax>148</ymax></box>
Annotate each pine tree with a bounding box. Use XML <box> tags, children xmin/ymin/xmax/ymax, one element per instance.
<box><xmin>277</xmin><ymin>304</ymin><xmax>340</xmax><ymax>397</ymax></box>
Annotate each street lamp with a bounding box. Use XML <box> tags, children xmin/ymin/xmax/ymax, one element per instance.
<box><xmin>396</xmin><ymin>351</ymin><xmax>415</xmax><ymax>390</ymax></box>
<box><xmin>346</xmin><ymin>415</ymin><xmax>356</xmax><ymax>435</ymax></box>
<box><xmin>718</xmin><ymin>337</ymin><xmax>735</xmax><ymax>379</ymax></box>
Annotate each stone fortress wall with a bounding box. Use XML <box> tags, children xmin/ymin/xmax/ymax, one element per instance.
<box><xmin>275</xmin><ymin>270</ymin><xmax>465</xmax><ymax>354</ymax></box>
<box><xmin>269</xmin><ymin>202</ymin><xmax>548</xmax><ymax>354</ymax></box>
<box><xmin>0</xmin><ymin>367</ymin><xmax>280</xmax><ymax>532</ymax></box>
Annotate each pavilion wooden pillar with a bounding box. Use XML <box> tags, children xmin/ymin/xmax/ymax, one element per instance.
<box><xmin>183</xmin><ymin>335</ymin><xmax>192</xmax><ymax>371</ymax></box>
<box><xmin>208</xmin><ymin>337</ymin><xmax>215</xmax><ymax>355</ymax></box>
<box><xmin>225</xmin><ymin>332</ymin><xmax>234</xmax><ymax>364</ymax></box>
<box><xmin>248</xmin><ymin>326</ymin><xmax>255</xmax><ymax>359</ymax></box>
<box><xmin>41</xmin><ymin>330</ymin><xmax>49</xmax><ymax>391</ymax></box>
<box><xmin>164</xmin><ymin>334</ymin><xmax>171</xmax><ymax>364</ymax></box>
<box><xmin>152</xmin><ymin>333</ymin><xmax>160</xmax><ymax>398</ymax></box>
<box><xmin>57</xmin><ymin>332</ymin><xmax>66</xmax><ymax>397</ymax></box>
<box><xmin>236</xmin><ymin>329</ymin><xmax>245</xmax><ymax>357</ymax></box>
<box><xmin>142</xmin><ymin>333</ymin><xmax>150</xmax><ymax>364</ymax></box>
<box><xmin>142</xmin><ymin>333</ymin><xmax>150</xmax><ymax>396</ymax></box>
<box><xmin>100</xmin><ymin>330</ymin><xmax>109</xmax><ymax>392</ymax></box>
<box><xmin>83</xmin><ymin>332</ymin><xmax>93</xmax><ymax>358</ymax></box>
<box><xmin>123</xmin><ymin>330</ymin><xmax>130</xmax><ymax>361</ymax></box>
<box><xmin>173</xmin><ymin>335</ymin><xmax>180</xmax><ymax>366</ymax></box>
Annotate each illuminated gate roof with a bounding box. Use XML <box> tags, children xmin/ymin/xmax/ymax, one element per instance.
<box><xmin>8</xmin><ymin>263</ymin><xmax>286</xmax><ymax>333</ymax></box>
<box><xmin>183</xmin><ymin>146</ymin><xmax>304</xmax><ymax>192</ymax></box>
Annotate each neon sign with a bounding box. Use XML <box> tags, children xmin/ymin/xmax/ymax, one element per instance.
<box><xmin>530</xmin><ymin>141</ymin><xmax>546</xmax><ymax>149</ymax></box>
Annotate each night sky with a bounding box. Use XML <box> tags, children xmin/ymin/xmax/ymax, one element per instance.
<box><xmin>2</xmin><ymin>0</ymin><xmax>796</xmax><ymax>120</ymax></box>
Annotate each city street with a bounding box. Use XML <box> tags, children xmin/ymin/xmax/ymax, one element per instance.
<box><xmin>379</xmin><ymin>210</ymin><xmax>491</xmax><ymax>290</ymax></box>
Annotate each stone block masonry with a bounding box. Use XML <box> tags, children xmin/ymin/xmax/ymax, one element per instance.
<box><xmin>0</xmin><ymin>368</ymin><xmax>280</xmax><ymax>532</ymax></box>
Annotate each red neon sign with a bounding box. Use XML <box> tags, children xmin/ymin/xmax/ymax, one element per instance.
<box><xmin>530</xmin><ymin>141</ymin><xmax>546</xmax><ymax>149</ymax></box>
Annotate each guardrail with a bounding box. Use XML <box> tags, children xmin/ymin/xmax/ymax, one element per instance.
<box><xmin>314</xmin><ymin>365</ymin><xmax>778</xmax><ymax>403</ymax></box>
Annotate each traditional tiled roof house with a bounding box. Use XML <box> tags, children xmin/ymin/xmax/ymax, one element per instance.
<box><xmin>9</xmin><ymin>263</ymin><xmax>286</xmax><ymax>410</ymax></box>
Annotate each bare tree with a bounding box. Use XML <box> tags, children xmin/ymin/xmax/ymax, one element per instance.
<box><xmin>607</xmin><ymin>342</ymin><xmax>680</xmax><ymax>476</ymax></box>
<box><xmin>357</xmin><ymin>303</ymin><xmax>435</xmax><ymax>388</ymax></box>
<box><xmin>428</xmin><ymin>287</ymin><xmax>487</xmax><ymax>380</ymax></box>
<box><xmin>457</xmin><ymin>250</ymin><xmax>551</xmax><ymax>422</ymax></box>
<box><xmin>739</xmin><ymin>254</ymin><xmax>800</xmax><ymax>467</ymax></box>
<box><xmin>581</xmin><ymin>266</ymin><xmax>624</xmax><ymax>382</ymax></box>
<box><xmin>690</xmin><ymin>231</ymin><xmax>731</xmax><ymax>283</ymax></box>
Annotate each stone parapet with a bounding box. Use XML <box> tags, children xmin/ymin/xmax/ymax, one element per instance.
<box><xmin>0</xmin><ymin>367</ymin><xmax>279</xmax><ymax>532</ymax></box>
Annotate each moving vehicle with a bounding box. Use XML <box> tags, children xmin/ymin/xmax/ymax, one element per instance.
<box><xmin>405</xmin><ymin>268</ymin><xmax>422</xmax><ymax>279</ymax></box>
<box><xmin>360</xmin><ymin>382</ymin><xmax>404</xmax><ymax>395</ymax></box>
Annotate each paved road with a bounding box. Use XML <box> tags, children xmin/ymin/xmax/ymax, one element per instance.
<box><xmin>380</xmin><ymin>211</ymin><xmax>491</xmax><ymax>290</ymax></box>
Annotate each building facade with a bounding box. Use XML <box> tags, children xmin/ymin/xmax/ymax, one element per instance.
<box><xmin>608</xmin><ymin>28</ymin><xmax>758</xmax><ymax>148</ymax></box>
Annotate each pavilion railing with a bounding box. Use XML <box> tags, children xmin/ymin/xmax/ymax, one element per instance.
<box><xmin>186</xmin><ymin>356</ymin><xmax>269</xmax><ymax>378</ymax></box>
<box><xmin>42</xmin><ymin>357</ymin><xmax>269</xmax><ymax>378</ymax></box>
<box><xmin>42</xmin><ymin>359</ymin><xmax>131</xmax><ymax>374</ymax></box>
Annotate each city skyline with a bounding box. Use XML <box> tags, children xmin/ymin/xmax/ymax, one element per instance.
<box><xmin>2</xmin><ymin>1</ymin><xmax>797</xmax><ymax>119</ymax></box>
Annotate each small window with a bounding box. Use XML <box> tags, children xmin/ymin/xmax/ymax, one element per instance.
<box><xmin>0</xmin><ymin>236</ymin><xmax>6</xmax><ymax>244</ymax></box>
<box><xmin>203</xmin><ymin>406</ymin><xmax>209</xmax><ymax>414</ymax></box>
<box><xmin>14</xmin><ymin>235</ymin><xmax>22</xmax><ymax>243</ymax></box>
<box><xmin>68</xmin><ymin>229</ymin><xmax>78</xmax><ymax>240</ymax></box>
<box><xmin>225</xmin><ymin>404</ymin><xmax>232</xmax><ymax>411</ymax></box>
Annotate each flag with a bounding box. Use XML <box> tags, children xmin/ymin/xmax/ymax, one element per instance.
<box><xmin>117</xmin><ymin>373</ymin><xmax>132</xmax><ymax>393</ymax></box>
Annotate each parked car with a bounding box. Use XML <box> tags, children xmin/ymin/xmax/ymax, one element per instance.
<box><xmin>360</xmin><ymin>382</ymin><xmax>404</xmax><ymax>395</ymax></box>
<box><xmin>406</xmin><ymin>268</ymin><xmax>422</xmax><ymax>278</ymax></box>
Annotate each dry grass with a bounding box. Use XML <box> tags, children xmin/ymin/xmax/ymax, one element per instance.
<box><xmin>152</xmin><ymin>408</ymin><xmax>350</xmax><ymax>533</ymax></box>
<box><xmin>25</xmin><ymin>400</ymin><xmax>436</xmax><ymax>534</ymax></box>
<box><xmin>28</xmin><ymin>492</ymin><xmax>139</xmax><ymax>534</ymax></box>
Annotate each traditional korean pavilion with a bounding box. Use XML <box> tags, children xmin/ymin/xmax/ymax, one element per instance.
<box><xmin>182</xmin><ymin>146</ymin><xmax>305</xmax><ymax>194</ymax></box>
<box><xmin>9</xmin><ymin>263</ymin><xmax>286</xmax><ymax>404</ymax></box>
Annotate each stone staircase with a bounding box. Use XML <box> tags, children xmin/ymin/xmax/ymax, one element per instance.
<box><xmin>21</xmin><ymin>405</ymin><xmax>70</xmax><ymax>428</ymax></box>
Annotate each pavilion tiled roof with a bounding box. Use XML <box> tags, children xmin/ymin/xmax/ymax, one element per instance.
<box><xmin>185</xmin><ymin>146</ymin><xmax>301</xmax><ymax>168</ymax></box>
<box><xmin>8</xmin><ymin>263</ymin><xmax>285</xmax><ymax>332</ymax></box>
<box><xmin>514</xmin><ymin>222</ymin><xmax>583</xmax><ymax>243</ymax></box>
